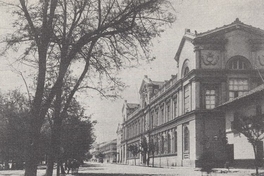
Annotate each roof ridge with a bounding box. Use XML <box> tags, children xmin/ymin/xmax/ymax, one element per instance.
<box><xmin>196</xmin><ymin>18</ymin><xmax>264</xmax><ymax>37</ymax></box>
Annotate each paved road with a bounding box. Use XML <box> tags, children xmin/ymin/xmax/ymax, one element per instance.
<box><xmin>76</xmin><ymin>162</ymin><xmax>255</xmax><ymax>176</ymax></box>
<box><xmin>0</xmin><ymin>162</ymin><xmax>260</xmax><ymax>176</ymax></box>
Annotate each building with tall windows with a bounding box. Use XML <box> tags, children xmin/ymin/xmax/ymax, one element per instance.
<box><xmin>119</xmin><ymin>18</ymin><xmax>264</xmax><ymax>167</ymax></box>
<box><xmin>91</xmin><ymin>139</ymin><xmax>117</xmax><ymax>163</ymax></box>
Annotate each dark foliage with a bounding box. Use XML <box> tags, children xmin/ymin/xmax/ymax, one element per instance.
<box><xmin>233</xmin><ymin>113</ymin><xmax>264</xmax><ymax>175</ymax></box>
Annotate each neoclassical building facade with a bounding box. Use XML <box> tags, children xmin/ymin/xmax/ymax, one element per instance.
<box><xmin>118</xmin><ymin>18</ymin><xmax>264</xmax><ymax>167</ymax></box>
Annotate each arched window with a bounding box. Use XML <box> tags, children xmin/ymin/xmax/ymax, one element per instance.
<box><xmin>184</xmin><ymin>126</ymin><xmax>189</xmax><ymax>152</ymax></box>
<box><xmin>227</xmin><ymin>55</ymin><xmax>251</xmax><ymax>70</ymax></box>
<box><xmin>166</xmin><ymin>101</ymin><xmax>171</xmax><ymax>122</ymax></box>
<box><xmin>181</xmin><ymin>60</ymin><xmax>190</xmax><ymax>78</ymax></box>
<box><xmin>160</xmin><ymin>105</ymin><xmax>164</xmax><ymax>124</ymax></box>
<box><xmin>184</xmin><ymin>84</ymin><xmax>190</xmax><ymax>113</ymax></box>
<box><xmin>167</xmin><ymin>133</ymin><xmax>171</xmax><ymax>153</ymax></box>
<box><xmin>183</xmin><ymin>67</ymin><xmax>189</xmax><ymax>76</ymax></box>
<box><xmin>174</xmin><ymin>131</ymin><xmax>177</xmax><ymax>155</ymax></box>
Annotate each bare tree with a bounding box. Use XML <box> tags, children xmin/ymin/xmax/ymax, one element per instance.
<box><xmin>1</xmin><ymin>1</ymin><xmax>175</xmax><ymax>175</ymax></box>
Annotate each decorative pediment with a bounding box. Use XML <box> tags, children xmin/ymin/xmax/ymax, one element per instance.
<box><xmin>139</xmin><ymin>75</ymin><xmax>152</xmax><ymax>94</ymax></box>
<box><xmin>195</xmin><ymin>18</ymin><xmax>264</xmax><ymax>41</ymax></box>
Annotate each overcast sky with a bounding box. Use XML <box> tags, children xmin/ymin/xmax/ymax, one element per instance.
<box><xmin>0</xmin><ymin>0</ymin><xmax>264</xmax><ymax>143</ymax></box>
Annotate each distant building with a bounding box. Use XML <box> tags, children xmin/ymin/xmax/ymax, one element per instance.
<box><xmin>116</xmin><ymin>123</ymin><xmax>123</xmax><ymax>163</ymax></box>
<box><xmin>119</xmin><ymin>18</ymin><xmax>264</xmax><ymax>167</ymax></box>
<box><xmin>90</xmin><ymin>142</ymin><xmax>101</xmax><ymax>162</ymax></box>
<box><xmin>91</xmin><ymin>139</ymin><xmax>117</xmax><ymax>163</ymax></box>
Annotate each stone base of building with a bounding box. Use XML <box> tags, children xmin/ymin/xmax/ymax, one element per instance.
<box><xmin>195</xmin><ymin>159</ymin><xmax>226</xmax><ymax>168</ymax></box>
<box><xmin>126</xmin><ymin>158</ymin><xmax>246</xmax><ymax>168</ymax></box>
<box><xmin>148</xmin><ymin>156</ymin><xmax>196</xmax><ymax>168</ymax></box>
<box><xmin>127</xmin><ymin>158</ymin><xmax>141</xmax><ymax>165</ymax></box>
<box><xmin>229</xmin><ymin>159</ymin><xmax>257</xmax><ymax>169</ymax></box>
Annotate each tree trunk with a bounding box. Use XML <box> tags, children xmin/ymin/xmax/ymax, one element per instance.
<box><xmin>24</xmin><ymin>131</ymin><xmax>41</xmax><ymax>176</ymax></box>
<box><xmin>147</xmin><ymin>151</ymin><xmax>150</xmax><ymax>166</ymax></box>
<box><xmin>4</xmin><ymin>160</ymin><xmax>8</xmax><ymax>170</ymax></box>
<box><xmin>24</xmin><ymin>41</ymin><xmax>48</xmax><ymax>176</ymax></box>
<box><xmin>152</xmin><ymin>152</ymin><xmax>154</xmax><ymax>167</ymax></box>
<box><xmin>60</xmin><ymin>161</ymin><xmax>66</xmax><ymax>174</ymax></box>
<box><xmin>147</xmin><ymin>157</ymin><xmax>150</xmax><ymax>166</ymax></box>
<box><xmin>142</xmin><ymin>153</ymin><xmax>146</xmax><ymax>165</ymax></box>
<box><xmin>46</xmin><ymin>61</ymin><xmax>65</xmax><ymax>176</ymax></box>
<box><xmin>57</xmin><ymin>159</ymin><xmax>60</xmax><ymax>176</ymax></box>
<box><xmin>46</xmin><ymin>129</ymin><xmax>59</xmax><ymax>176</ymax></box>
<box><xmin>46</xmin><ymin>155</ymin><xmax>55</xmax><ymax>176</ymax></box>
<box><xmin>253</xmin><ymin>144</ymin><xmax>259</xmax><ymax>175</ymax></box>
<box><xmin>46</xmin><ymin>115</ymin><xmax>63</xmax><ymax>176</ymax></box>
<box><xmin>4</xmin><ymin>147</ymin><xmax>9</xmax><ymax>170</ymax></box>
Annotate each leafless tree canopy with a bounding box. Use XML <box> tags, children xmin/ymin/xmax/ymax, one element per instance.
<box><xmin>0</xmin><ymin>1</ymin><xmax>175</xmax><ymax>175</ymax></box>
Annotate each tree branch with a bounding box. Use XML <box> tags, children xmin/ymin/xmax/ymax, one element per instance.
<box><xmin>19</xmin><ymin>0</ymin><xmax>40</xmax><ymax>45</ymax></box>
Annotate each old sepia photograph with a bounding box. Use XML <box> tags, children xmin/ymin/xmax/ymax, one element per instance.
<box><xmin>0</xmin><ymin>0</ymin><xmax>263</xmax><ymax>176</ymax></box>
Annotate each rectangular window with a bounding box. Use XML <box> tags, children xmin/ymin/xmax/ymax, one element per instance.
<box><xmin>184</xmin><ymin>84</ymin><xmax>190</xmax><ymax>113</ymax></box>
<box><xmin>174</xmin><ymin>96</ymin><xmax>178</xmax><ymax>118</ymax></box>
<box><xmin>144</xmin><ymin>116</ymin><xmax>147</xmax><ymax>132</ymax></box>
<box><xmin>174</xmin><ymin>131</ymin><xmax>177</xmax><ymax>155</ymax></box>
<box><xmin>155</xmin><ymin>137</ymin><xmax>159</xmax><ymax>155</ymax></box>
<box><xmin>150</xmin><ymin>112</ymin><xmax>154</xmax><ymax>129</ymax></box>
<box><xmin>161</xmin><ymin>136</ymin><xmax>164</xmax><ymax>154</ymax></box>
<box><xmin>167</xmin><ymin>134</ymin><xmax>171</xmax><ymax>153</ymax></box>
<box><xmin>166</xmin><ymin>102</ymin><xmax>171</xmax><ymax>122</ymax></box>
<box><xmin>155</xmin><ymin>109</ymin><xmax>159</xmax><ymax>127</ymax></box>
<box><xmin>161</xmin><ymin>107</ymin><xmax>164</xmax><ymax>124</ymax></box>
<box><xmin>205</xmin><ymin>89</ymin><xmax>216</xmax><ymax>109</ymax></box>
<box><xmin>229</xmin><ymin>78</ymin><xmax>248</xmax><ymax>100</ymax></box>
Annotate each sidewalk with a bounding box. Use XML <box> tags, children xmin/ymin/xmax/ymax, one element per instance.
<box><xmin>0</xmin><ymin>163</ymin><xmax>262</xmax><ymax>176</ymax></box>
<box><xmin>0</xmin><ymin>169</ymin><xmax>45</xmax><ymax>176</ymax></box>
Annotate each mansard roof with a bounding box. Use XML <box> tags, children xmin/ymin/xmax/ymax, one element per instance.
<box><xmin>127</xmin><ymin>103</ymin><xmax>140</xmax><ymax>109</ymax></box>
<box><xmin>139</xmin><ymin>75</ymin><xmax>164</xmax><ymax>93</ymax></box>
<box><xmin>174</xmin><ymin>18</ymin><xmax>264</xmax><ymax>62</ymax></box>
<box><xmin>99</xmin><ymin>139</ymin><xmax>117</xmax><ymax>148</ymax></box>
<box><xmin>122</xmin><ymin>100</ymin><xmax>139</xmax><ymax>113</ymax></box>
